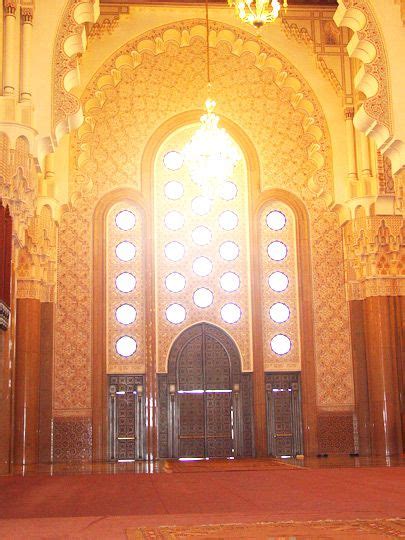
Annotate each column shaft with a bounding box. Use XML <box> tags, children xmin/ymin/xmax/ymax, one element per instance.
<box><xmin>3</xmin><ymin>2</ymin><xmax>18</xmax><ymax>96</ymax></box>
<box><xmin>14</xmin><ymin>298</ymin><xmax>41</xmax><ymax>464</ymax></box>
<box><xmin>20</xmin><ymin>9</ymin><xmax>33</xmax><ymax>101</ymax></box>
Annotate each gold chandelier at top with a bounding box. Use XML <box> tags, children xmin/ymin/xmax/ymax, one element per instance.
<box><xmin>183</xmin><ymin>0</ymin><xmax>240</xmax><ymax>197</ymax></box>
<box><xmin>228</xmin><ymin>0</ymin><xmax>288</xmax><ymax>29</ymax></box>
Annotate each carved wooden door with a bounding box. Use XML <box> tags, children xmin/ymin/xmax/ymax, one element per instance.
<box><xmin>175</xmin><ymin>324</ymin><xmax>234</xmax><ymax>458</ymax></box>
<box><xmin>108</xmin><ymin>374</ymin><xmax>145</xmax><ymax>461</ymax></box>
<box><xmin>266</xmin><ymin>372</ymin><xmax>303</xmax><ymax>457</ymax></box>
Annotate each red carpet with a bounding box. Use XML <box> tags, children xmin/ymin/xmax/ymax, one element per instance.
<box><xmin>1</xmin><ymin>467</ymin><xmax>404</xmax><ymax>521</ymax></box>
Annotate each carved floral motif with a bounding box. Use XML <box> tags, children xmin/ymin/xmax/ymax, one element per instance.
<box><xmin>343</xmin><ymin>215</ymin><xmax>405</xmax><ymax>300</ymax></box>
<box><xmin>54</xmin><ymin>22</ymin><xmax>354</xmax><ymax>412</ymax></box>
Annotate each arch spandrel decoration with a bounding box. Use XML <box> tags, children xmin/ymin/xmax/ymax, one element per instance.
<box><xmin>73</xmin><ymin>20</ymin><xmax>332</xmax><ymax>204</ymax></box>
<box><xmin>334</xmin><ymin>0</ymin><xmax>404</xmax><ymax>174</ymax></box>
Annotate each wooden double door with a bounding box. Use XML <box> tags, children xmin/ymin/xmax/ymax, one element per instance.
<box><xmin>160</xmin><ymin>323</ymin><xmax>253</xmax><ymax>458</ymax></box>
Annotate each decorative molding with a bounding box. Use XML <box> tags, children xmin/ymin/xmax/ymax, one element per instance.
<box><xmin>317</xmin><ymin>412</ymin><xmax>355</xmax><ymax>453</ymax></box>
<box><xmin>0</xmin><ymin>132</ymin><xmax>37</xmax><ymax>245</ymax></box>
<box><xmin>4</xmin><ymin>0</ymin><xmax>17</xmax><ymax>16</ymax></box>
<box><xmin>16</xmin><ymin>205</ymin><xmax>58</xmax><ymax>302</ymax></box>
<box><xmin>334</xmin><ymin>0</ymin><xmax>405</xmax><ymax>174</ymax></box>
<box><xmin>52</xmin><ymin>0</ymin><xmax>100</xmax><ymax>143</ymax></box>
<box><xmin>343</xmin><ymin>215</ymin><xmax>405</xmax><ymax>300</ymax></box>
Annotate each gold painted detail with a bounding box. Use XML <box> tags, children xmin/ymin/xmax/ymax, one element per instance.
<box><xmin>343</xmin><ymin>215</ymin><xmax>405</xmax><ymax>301</ymax></box>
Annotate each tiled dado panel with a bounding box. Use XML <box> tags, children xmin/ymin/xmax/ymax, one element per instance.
<box><xmin>53</xmin><ymin>416</ymin><xmax>92</xmax><ymax>462</ymax></box>
<box><xmin>317</xmin><ymin>412</ymin><xmax>355</xmax><ymax>454</ymax></box>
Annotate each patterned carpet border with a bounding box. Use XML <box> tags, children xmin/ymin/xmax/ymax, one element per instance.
<box><xmin>127</xmin><ymin>518</ymin><xmax>405</xmax><ymax>539</ymax></box>
<box><xmin>163</xmin><ymin>457</ymin><xmax>302</xmax><ymax>473</ymax></box>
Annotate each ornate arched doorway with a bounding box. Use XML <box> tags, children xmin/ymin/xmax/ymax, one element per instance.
<box><xmin>158</xmin><ymin>323</ymin><xmax>254</xmax><ymax>458</ymax></box>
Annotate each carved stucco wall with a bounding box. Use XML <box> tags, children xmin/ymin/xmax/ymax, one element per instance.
<box><xmin>54</xmin><ymin>22</ymin><xmax>354</xmax><ymax>413</ymax></box>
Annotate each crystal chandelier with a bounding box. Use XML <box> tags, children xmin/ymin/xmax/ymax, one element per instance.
<box><xmin>228</xmin><ymin>0</ymin><xmax>288</xmax><ymax>29</ymax></box>
<box><xmin>183</xmin><ymin>0</ymin><xmax>240</xmax><ymax>196</ymax></box>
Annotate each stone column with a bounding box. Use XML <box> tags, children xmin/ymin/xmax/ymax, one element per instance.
<box><xmin>13</xmin><ymin>207</ymin><xmax>58</xmax><ymax>464</ymax></box>
<box><xmin>3</xmin><ymin>0</ymin><xmax>18</xmax><ymax>96</ymax></box>
<box><xmin>343</xmin><ymin>215</ymin><xmax>404</xmax><ymax>456</ymax></box>
<box><xmin>363</xmin><ymin>296</ymin><xmax>402</xmax><ymax>455</ymax></box>
<box><xmin>20</xmin><ymin>7</ymin><xmax>33</xmax><ymax>101</ymax></box>
<box><xmin>344</xmin><ymin>107</ymin><xmax>357</xmax><ymax>180</ymax></box>
<box><xmin>14</xmin><ymin>297</ymin><xmax>41</xmax><ymax>464</ymax></box>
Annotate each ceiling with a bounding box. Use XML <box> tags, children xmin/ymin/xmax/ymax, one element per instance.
<box><xmin>100</xmin><ymin>0</ymin><xmax>338</xmax><ymax>6</ymax></box>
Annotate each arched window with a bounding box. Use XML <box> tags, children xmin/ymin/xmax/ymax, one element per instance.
<box><xmin>259</xmin><ymin>201</ymin><xmax>300</xmax><ymax>370</ymax></box>
<box><xmin>106</xmin><ymin>201</ymin><xmax>146</xmax><ymax>373</ymax></box>
<box><xmin>154</xmin><ymin>125</ymin><xmax>253</xmax><ymax>373</ymax></box>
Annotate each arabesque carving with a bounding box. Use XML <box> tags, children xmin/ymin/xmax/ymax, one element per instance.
<box><xmin>334</xmin><ymin>0</ymin><xmax>405</xmax><ymax>174</ymax></box>
<box><xmin>52</xmin><ymin>0</ymin><xmax>100</xmax><ymax>143</ymax></box>
<box><xmin>343</xmin><ymin>215</ymin><xmax>405</xmax><ymax>300</ymax></box>
<box><xmin>0</xmin><ymin>132</ymin><xmax>37</xmax><ymax>245</ymax></box>
<box><xmin>16</xmin><ymin>205</ymin><xmax>58</xmax><ymax>302</ymax></box>
<box><xmin>55</xmin><ymin>21</ymin><xmax>353</xmax><ymax>412</ymax></box>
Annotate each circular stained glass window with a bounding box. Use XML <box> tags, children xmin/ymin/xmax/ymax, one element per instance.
<box><xmin>221</xmin><ymin>303</ymin><xmax>241</xmax><ymax>324</ymax></box>
<box><xmin>166</xmin><ymin>303</ymin><xmax>186</xmax><ymax>324</ymax></box>
<box><xmin>191</xmin><ymin>196</ymin><xmax>211</xmax><ymax>216</ymax></box>
<box><xmin>269</xmin><ymin>303</ymin><xmax>290</xmax><ymax>323</ymax></box>
<box><xmin>220</xmin><ymin>181</ymin><xmax>238</xmax><ymax>201</ymax></box>
<box><xmin>165</xmin><ymin>272</ymin><xmax>186</xmax><ymax>293</ymax></box>
<box><xmin>219</xmin><ymin>241</ymin><xmax>239</xmax><ymax>261</ymax></box>
<box><xmin>192</xmin><ymin>226</ymin><xmax>212</xmax><ymax>246</ymax></box>
<box><xmin>115</xmin><ymin>272</ymin><xmax>136</xmax><ymax>293</ymax></box>
<box><xmin>115</xmin><ymin>210</ymin><xmax>136</xmax><ymax>231</ymax></box>
<box><xmin>116</xmin><ymin>336</ymin><xmax>137</xmax><ymax>357</ymax></box>
<box><xmin>164</xmin><ymin>211</ymin><xmax>184</xmax><ymax>231</ymax></box>
<box><xmin>193</xmin><ymin>288</ymin><xmax>214</xmax><ymax>308</ymax></box>
<box><xmin>165</xmin><ymin>241</ymin><xmax>185</xmax><ymax>262</ymax></box>
<box><xmin>220</xmin><ymin>272</ymin><xmax>240</xmax><ymax>293</ymax></box>
<box><xmin>219</xmin><ymin>210</ymin><xmax>238</xmax><ymax>231</ymax></box>
<box><xmin>163</xmin><ymin>151</ymin><xmax>183</xmax><ymax>171</ymax></box>
<box><xmin>270</xmin><ymin>334</ymin><xmax>291</xmax><ymax>355</ymax></box>
<box><xmin>116</xmin><ymin>304</ymin><xmax>137</xmax><ymax>325</ymax></box>
<box><xmin>164</xmin><ymin>181</ymin><xmax>184</xmax><ymax>200</ymax></box>
<box><xmin>192</xmin><ymin>256</ymin><xmax>213</xmax><ymax>277</ymax></box>
<box><xmin>116</xmin><ymin>241</ymin><xmax>136</xmax><ymax>262</ymax></box>
<box><xmin>266</xmin><ymin>210</ymin><xmax>286</xmax><ymax>231</ymax></box>
<box><xmin>267</xmin><ymin>241</ymin><xmax>287</xmax><ymax>261</ymax></box>
<box><xmin>268</xmin><ymin>272</ymin><xmax>289</xmax><ymax>292</ymax></box>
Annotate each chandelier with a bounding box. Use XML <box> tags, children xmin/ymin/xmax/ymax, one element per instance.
<box><xmin>228</xmin><ymin>0</ymin><xmax>288</xmax><ymax>29</ymax></box>
<box><xmin>183</xmin><ymin>0</ymin><xmax>240</xmax><ymax>196</ymax></box>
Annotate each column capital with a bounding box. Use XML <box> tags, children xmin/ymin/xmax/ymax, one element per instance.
<box><xmin>4</xmin><ymin>0</ymin><xmax>17</xmax><ymax>16</ymax></box>
<box><xmin>342</xmin><ymin>214</ymin><xmax>405</xmax><ymax>301</ymax></box>
<box><xmin>344</xmin><ymin>107</ymin><xmax>355</xmax><ymax>120</ymax></box>
<box><xmin>21</xmin><ymin>6</ymin><xmax>33</xmax><ymax>23</ymax></box>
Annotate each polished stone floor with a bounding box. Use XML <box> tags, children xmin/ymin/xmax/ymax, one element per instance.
<box><xmin>8</xmin><ymin>454</ymin><xmax>405</xmax><ymax>477</ymax></box>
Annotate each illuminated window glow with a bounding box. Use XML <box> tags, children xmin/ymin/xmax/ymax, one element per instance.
<box><xmin>268</xmin><ymin>271</ymin><xmax>289</xmax><ymax>292</ymax></box>
<box><xmin>192</xmin><ymin>256</ymin><xmax>213</xmax><ymax>277</ymax></box>
<box><xmin>270</xmin><ymin>334</ymin><xmax>291</xmax><ymax>355</ymax></box>
<box><xmin>116</xmin><ymin>241</ymin><xmax>136</xmax><ymax>262</ymax></box>
<box><xmin>165</xmin><ymin>272</ymin><xmax>186</xmax><ymax>293</ymax></box>
<box><xmin>191</xmin><ymin>196</ymin><xmax>212</xmax><ymax>216</ymax></box>
<box><xmin>164</xmin><ymin>211</ymin><xmax>185</xmax><ymax>231</ymax></box>
<box><xmin>165</xmin><ymin>181</ymin><xmax>184</xmax><ymax>200</ymax></box>
<box><xmin>116</xmin><ymin>304</ymin><xmax>137</xmax><ymax>325</ymax></box>
<box><xmin>267</xmin><ymin>241</ymin><xmax>287</xmax><ymax>261</ymax></box>
<box><xmin>116</xmin><ymin>272</ymin><xmax>136</xmax><ymax>293</ymax></box>
<box><xmin>269</xmin><ymin>302</ymin><xmax>290</xmax><ymax>323</ymax></box>
<box><xmin>221</xmin><ymin>303</ymin><xmax>242</xmax><ymax>323</ymax></box>
<box><xmin>116</xmin><ymin>336</ymin><xmax>137</xmax><ymax>357</ymax></box>
<box><xmin>164</xmin><ymin>151</ymin><xmax>183</xmax><ymax>171</ymax></box>
<box><xmin>115</xmin><ymin>210</ymin><xmax>136</xmax><ymax>231</ymax></box>
<box><xmin>220</xmin><ymin>272</ymin><xmax>240</xmax><ymax>292</ymax></box>
<box><xmin>266</xmin><ymin>210</ymin><xmax>286</xmax><ymax>231</ymax></box>
<box><xmin>219</xmin><ymin>241</ymin><xmax>240</xmax><ymax>261</ymax></box>
<box><xmin>219</xmin><ymin>210</ymin><xmax>238</xmax><ymax>231</ymax></box>
<box><xmin>193</xmin><ymin>288</ymin><xmax>214</xmax><ymax>308</ymax></box>
<box><xmin>192</xmin><ymin>226</ymin><xmax>212</xmax><ymax>246</ymax></box>
<box><xmin>165</xmin><ymin>241</ymin><xmax>185</xmax><ymax>262</ymax></box>
<box><xmin>166</xmin><ymin>303</ymin><xmax>186</xmax><ymax>324</ymax></box>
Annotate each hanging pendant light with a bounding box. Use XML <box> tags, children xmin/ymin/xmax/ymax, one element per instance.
<box><xmin>228</xmin><ymin>0</ymin><xmax>288</xmax><ymax>29</ymax></box>
<box><xmin>183</xmin><ymin>0</ymin><xmax>240</xmax><ymax>198</ymax></box>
